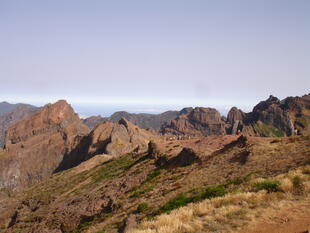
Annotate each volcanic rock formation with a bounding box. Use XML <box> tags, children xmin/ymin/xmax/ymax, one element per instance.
<box><xmin>0</xmin><ymin>100</ymin><xmax>90</xmax><ymax>192</ymax></box>
<box><xmin>161</xmin><ymin>107</ymin><xmax>226</xmax><ymax>136</ymax></box>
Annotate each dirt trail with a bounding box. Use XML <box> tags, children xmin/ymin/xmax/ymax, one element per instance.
<box><xmin>238</xmin><ymin>200</ymin><xmax>310</xmax><ymax>233</ymax></box>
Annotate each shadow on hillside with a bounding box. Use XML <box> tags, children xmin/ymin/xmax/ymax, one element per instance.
<box><xmin>54</xmin><ymin>135</ymin><xmax>93</xmax><ymax>173</ymax></box>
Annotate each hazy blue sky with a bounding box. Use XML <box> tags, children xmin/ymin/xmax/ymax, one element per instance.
<box><xmin>0</xmin><ymin>0</ymin><xmax>309</xmax><ymax>116</ymax></box>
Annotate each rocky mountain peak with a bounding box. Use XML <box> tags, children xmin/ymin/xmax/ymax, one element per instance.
<box><xmin>253</xmin><ymin>95</ymin><xmax>280</xmax><ymax>112</ymax></box>
<box><xmin>227</xmin><ymin>107</ymin><xmax>245</xmax><ymax>125</ymax></box>
<box><xmin>0</xmin><ymin>100</ymin><xmax>89</xmax><ymax>191</ymax></box>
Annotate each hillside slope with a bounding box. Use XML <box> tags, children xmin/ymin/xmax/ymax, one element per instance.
<box><xmin>0</xmin><ymin>135</ymin><xmax>309</xmax><ymax>233</ymax></box>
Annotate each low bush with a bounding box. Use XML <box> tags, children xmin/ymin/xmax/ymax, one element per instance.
<box><xmin>161</xmin><ymin>185</ymin><xmax>227</xmax><ymax>213</ymax></box>
<box><xmin>253</xmin><ymin>180</ymin><xmax>281</xmax><ymax>193</ymax></box>
<box><xmin>292</xmin><ymin>176</ymin><xmax>304</xmax><ymax>193</ymax></box>
<box><xmin>137</xmin><ymin>203</ymin><xmax>149</xmax><ymax>213</ymax></box>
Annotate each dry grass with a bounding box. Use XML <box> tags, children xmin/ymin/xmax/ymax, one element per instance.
<box><xmin>129</xmin><ymin>165</ymin><xmax>310</xmax><ymax>233</ymax></box>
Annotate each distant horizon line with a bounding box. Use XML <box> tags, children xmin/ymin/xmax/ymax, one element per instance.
<box><xmin>1</xmin><ymin>92</ymin><xmax>308</xmax><ymax>117</ymax></box>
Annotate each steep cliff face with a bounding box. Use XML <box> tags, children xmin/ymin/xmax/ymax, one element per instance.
<box><xmin>0</xmin><ymin>100</ymin><xmax>90</xmax><ymax>192</ymax></box>
<box><xmin>0</xmin><ymin>104</ymin><xmax>39</xmax><ymax>147</ymax></box>
<box><xmin>161</xmin><ymin>107</ymin><xmax>226</xmax><ymax>136</ymax></box>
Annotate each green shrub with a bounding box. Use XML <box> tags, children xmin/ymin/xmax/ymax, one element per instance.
<box><xmin>253</xmin><ymin>180</ymin><xmax>281</xmax><ymax>193</ymax></box>
<box><xmin>161</xmin><ymin>194</ymin><xmax>189</xmax><ymax>212</ymax></box>
<box><xmin>130</xmin><ymin>185</ymin><xmax>154</xmax><ymax>198</ymax></box>
<box><xmin>292</xmin><ymin>176</ymin><xmax>302</xmax><ymax>187</ymax></box>
<box><xmin>226</xmin><ymin>177</ymin><xmax>244</xmax><ymax>186</ymax></box>
<box><xmin>144</xmin><ymin>170</ymin><xmax>161</xmax><ymax>183</ymax></box>
<box><xmin>92</xmin><ymin>153</ymin><xmax>137</xmax><ymax>183</ymax></box>
<box><xmin>161</xmin><ymin>185</ymin><xmax>227</xmax><ymax>213</ymax></box>
<box><xmin>137</xmin><ymin>202</ymin><xmax>149</xmax><ymax>213</ymax></box>
<box><xmin>292</xmin><ymin>176</ymin><xmax>304</xmax><ymax>193</ymax></box>
<box><xmin>202</xmin><ymin>186</ymin><xmax>227</xmax><ymax>199</ymax></box>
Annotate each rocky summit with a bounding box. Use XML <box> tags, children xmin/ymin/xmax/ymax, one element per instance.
<box><xmin>0</xmin><ymin>100</ymin><xmax>89</xmax><ymax>192</ymax></box>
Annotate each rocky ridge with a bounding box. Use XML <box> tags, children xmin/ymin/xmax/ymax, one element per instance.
<box><xmin>227</xmin><ymin>94</ymin><xmax>310</xmax><ymax>137</ymax></box>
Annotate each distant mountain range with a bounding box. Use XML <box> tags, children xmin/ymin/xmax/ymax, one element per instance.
<box><xmin>83</xmin><ymin>110</ymin><xmax>186</xmax><ymax>130</ymax></box>
<box><xmin>0</xmin><ymin>102</ymin><xmax>39</xmax><ymax>147</ymax></box>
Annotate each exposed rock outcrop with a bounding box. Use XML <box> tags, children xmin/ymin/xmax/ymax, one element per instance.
<box><xmin>161</xmin><ymin>107</ymin><xmax>226</xmax><ymax>136</ymax></box>
<box><xmin>147</xmin><ymin>140</ymin><xmax>161</xmax><ymax>159</ymax></box>
<box><xmin>0</xmin><ymin>100</ymin><xmax>90</xmax><ymax>192</ymax></box>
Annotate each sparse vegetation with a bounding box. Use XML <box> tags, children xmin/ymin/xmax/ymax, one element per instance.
<box><xmin>254</xmin><ymin>122</ymin><xmax>285</xmax><ymax>137</ymax></box>
<box><xmin>129</xmin><ymin>166</ymin><xmax>310</xmax><ymax>233</ymax></box>
<box><xmin>143</xmin><ymin>169</ymin><xmax>161</xmax><ymax>184</ymax></box>
<box><xmin>2</xmin><ymin>134</ymin><xmax>309</xmax><ymax>233</ymax></box>
<box><xmin>130</xmin><ymin>185</ymin><xmax>154</xmax><ymax>198</ymax></box>
<box><xmin>92</xmin><ymin>153</ymin><xmax>137</xmax><ymax>183</ymax></box>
